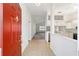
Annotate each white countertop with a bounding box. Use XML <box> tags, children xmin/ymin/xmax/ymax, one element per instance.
<box><xmin>50</xmin><ymin>33</ymin><xmax>77</xmax><ymax>56</ymax></box>
<box><xmin>54</xmin><ymin>33</ymin><xmax>77</xmax><ymax>42</ymax></box>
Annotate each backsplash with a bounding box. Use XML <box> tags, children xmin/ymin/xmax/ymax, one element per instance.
<box><xmin>55</xmin><ymin>26</ymin><xmax>77</xmax><ymax>39</ymax></box>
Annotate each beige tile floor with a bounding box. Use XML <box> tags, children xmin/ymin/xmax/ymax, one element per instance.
<box><xmin>23</xmin><ymin>33</ymin><xmax>55</xmax><ymax>56</ymax></box>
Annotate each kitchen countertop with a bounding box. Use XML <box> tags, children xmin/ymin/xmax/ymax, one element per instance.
<box><xmin>50</xmin><ymin>33</ymin><xmax>77</xmax><ymax>56</ymax></box>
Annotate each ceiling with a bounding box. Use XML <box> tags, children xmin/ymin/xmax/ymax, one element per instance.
<box><xmin>25</xmin><ymin>3</ymin><xmax>51</xmax><ymax>16</ymax></box>
<box><xmin>25</xmin><ymin>3</ymin><xmax>77</xmax><ymax>16</ymax></box>
<box><xmin>25</xmin><ymin>3</ymin><xmax>51</xmax><ymax>24</ymax></box>
<box><xmin>53</xmin><ymin>3</ymin><xmax>77</xmax><ymax>14</ymax></box>
<box><xmin>25</xmin><ymin>3</ymin><xmax>77</xmax><ymax>24</ymax></box>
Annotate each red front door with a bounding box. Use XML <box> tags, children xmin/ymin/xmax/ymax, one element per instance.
<box><xmin>3</xmin><ymin>3</ymin><xmax>21</xmax><ymax>56</ymax></box>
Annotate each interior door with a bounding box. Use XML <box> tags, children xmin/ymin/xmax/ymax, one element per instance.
<box><xmin>3</xmin><ymin>3</ymin><xmax>21</xmax><ymax>56</ymax></box>
<box><xmin>0</xmin><ymin>4</ymin><xmax>3</xmax><ymax>56</ymax></box>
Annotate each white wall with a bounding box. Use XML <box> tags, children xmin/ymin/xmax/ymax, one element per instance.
<box><xmin>31</xmin><ymin>18</ymin><xmax>36</xmax><ymax>38</ymax></box>
<box><xmin>0</xmin><ymin>4</ymin><xmax>3</xmax><ymax>56</ymax></box>
<box><xmin>20</xmin><ymin>4</ymin><xmax>32</xmax><ymax>53</ymax></box>
<box><xmin>45</xmin><ymin>8</ymin><xmax>52</xmax><ymax>42</ymax></box>
<box><xmin>20</xmin><ymin>4</ymin><xmax>37</xmax><ymax>53</ymax></box>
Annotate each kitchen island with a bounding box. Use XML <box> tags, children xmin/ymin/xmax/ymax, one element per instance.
<box><xmin>50</xmin><ymin>34</ymin><xmax>77</xmax><ymax>56</ymax></box>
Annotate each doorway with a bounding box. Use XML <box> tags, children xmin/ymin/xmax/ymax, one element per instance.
<box><xmin>3</xmin><ymin>3</ymin><xmax>22</xmax><ymax>56</ymax></box>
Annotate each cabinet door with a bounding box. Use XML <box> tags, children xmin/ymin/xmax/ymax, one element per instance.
<box><xmin>3</xmin><ymin>3</ymin><xmax>21</xmax><ymax>56</ymax></box>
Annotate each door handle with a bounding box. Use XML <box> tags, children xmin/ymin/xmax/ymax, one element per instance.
<box><xmin>19</xmin><ymin>35</ymin><xmax>22</xmax><ymax>44</ymax></box>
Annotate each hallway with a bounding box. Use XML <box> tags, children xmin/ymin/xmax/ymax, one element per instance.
<box><xmin>0</xmin><ymin>3</ymin><xmax>77</xmax><ymax>56</ymax></box>
<box><xmin>23</xmin><ymin>33</ymin><xmax>55</xmax><ymax>56</ymax></box>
